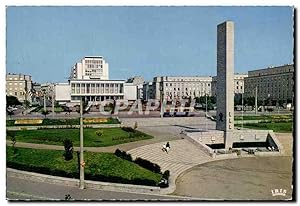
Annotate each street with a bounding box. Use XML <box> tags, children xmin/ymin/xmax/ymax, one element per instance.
<box><xmin>6</xmin><ymin>175</ymin><xmax>189</xmax><ymax>201</ymax></box>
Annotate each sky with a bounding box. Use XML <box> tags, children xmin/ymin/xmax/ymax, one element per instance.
<box><xmin>6</xmin><ymin>6</ymin><xmax>294</xmax><ymax>83</ymax></box>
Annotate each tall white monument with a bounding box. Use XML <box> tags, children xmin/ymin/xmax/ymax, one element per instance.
<box><xmin>216</xmin><ymin>21</ymin><xmax>234</xmax><ymax>149</ymax></box>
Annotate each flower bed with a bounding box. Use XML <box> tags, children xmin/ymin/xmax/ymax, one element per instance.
<box><xmin>83</xmin><ymin>118</ymin><xmax>108</xmax><ymax>124</ymax></box>
<box><xmin>15</xmin><ymin>119</ymin><xmax>43</xmax><ymax>125</ymax></box>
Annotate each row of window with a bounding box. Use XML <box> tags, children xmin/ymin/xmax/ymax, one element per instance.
<box><xmin>8</xmin><ymin>87</ymin><xmax>26</xmax><ymax>91</ymax></box>
<box><xmin>165</xmin><ymin>91</ymin><xmax>210</xmax><ymax>96</ymax></box>
<box><xmin>71</xmin><ymin>83</ymin><xmax>123</xmax><ymax>94</ymax></box>
<box><xmin>86</xmin><ymin>64</ymin><xmax>103</xmax><ymax>69</ymax></box>
<box><xmin>85</xmin><ymin>60</ymin><xmax>102</xmax><ymax>64</ymax></box>
<box><xmin>8</xmin><ymin>77</ymin><xmax>24</xmax><ymax>80</ymax></box>
<box><xmin>8</xmin><ymin>82</ymin><xmax>23</xmax><ymax>85</ymax></box>
<box><xmin>8</xmin><ymin>91</ymin><xmax>25</xmax><ymax>96</ymax></box>
<box><xmin>165</xmin><ymin>83</ymin><xmax>211</xmax><ymax>87</ymax></box>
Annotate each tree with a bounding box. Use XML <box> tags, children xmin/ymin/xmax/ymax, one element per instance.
<box><xmin>7</xmin><ymin>109</ymin><xmax>14</xmax><ymax>119</ymax></box>
<box><xmin>6</xmin><ymin>95</ymin><xmax>21</xmax><ymax>107</ymax></box>
<box><xmin>23</xmin><ymin>100</ymin><xmax>31</xmax><ymax>108</ymax></box>
<box><xmin>9</xmin><ymin>131</ymin><xmax>17</xmax><ymax>154</ymax></box>
<box><xmin>41</xmin><ymin>110</ymin><xmax>50</xmax><ymax>118</ymax></box>
<box><xmin>63</xmin><ymin>139</ymin><xmax>73</xmax><ymax>161</ymax></box>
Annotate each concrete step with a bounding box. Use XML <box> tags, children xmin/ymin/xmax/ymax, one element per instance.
<box><xmin>128</xmin><ymin>139</ymin><xmax>211</xmax><ymax>175</ymax></box>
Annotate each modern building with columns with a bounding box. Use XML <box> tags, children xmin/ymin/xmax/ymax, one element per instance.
<box><xmin>55</xmin><ymin>56</ymin><xmax>136</xmax><ymax>105</ymax></box>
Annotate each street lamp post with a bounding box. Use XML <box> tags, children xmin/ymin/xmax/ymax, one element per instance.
<box><xmin>52</xmin><ymin>84</ymin><xmax>55</xmax><ymax>119</ymax></box>
<box><xmin>255</xmin><ymin>86</ymin><xmax>258</xmax><ymax>115</ymax></box>
<box><xmin>79</xmin><ymin>97</ymin><xmax>85</xmax><ymax>189</ymax></box>
<box><xmin>205</xmin><ymin>93</ymin><xmax>208</xmax><ymax>131</ymax></box>
<box><xmin>43</xmin><ymin>89</ymin><xmax>47</xmax><ymax>112</ymax></box>
<box><xmin>241</xmin><ymin>93</ymin><xmax>244</xmax><ymax>129</ymax></box>
<box><xmin>160</xmin><ymin>85</ymin><xmax>164</xmax><ymax>118</ymax></box>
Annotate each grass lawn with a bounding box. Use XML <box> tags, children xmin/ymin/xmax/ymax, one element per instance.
<box><xmin>7</xmin><ymin>146</ymin><xmax>161</xmax><ymax>186</ymax></box>
<box><xmin>234</xmin><ymin>115</ymin><xmax>293</xmax><ymax>121</ymax></box>
<box><xmin>6</xmin><ymin>128</ymin><xmax>152</xmax><ymax>147</ymax></box>
<box><xmin>235</xmin><ymin>122</ymin><xmax>293</xmax><ymax>133</ymax></box>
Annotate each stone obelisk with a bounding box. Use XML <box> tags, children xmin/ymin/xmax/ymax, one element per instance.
<box><xmin>216</xmin><ymin>21</ymin><xmax>234</xmax><ymax>149</ymax></box>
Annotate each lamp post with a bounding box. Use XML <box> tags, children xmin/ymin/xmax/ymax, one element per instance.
<box><xmin>79</xmin><ymin>97</ymin><xmax>85</xmax><ymax>189</ymax></box>
<box><xmin>51</xmin><ymin>84</ymin><xmax>55</xmax><ymax>119</ymax></box>
<box><xmin>241</xmin><ymin>93</ymin><xmax>244</xmax><ymax>129</ymax></box>
<box><xmin>205</xmin><ymin>93</ymin><xmax>208</xmax><ymax>131</ymax></box>
<box><xmin>160</xmin><ymin>84</ymin><xmax>164</xmax><ymax>118</ymax></box>
<box><xmin>42</xmin><ymin>89</ymin><xmax>46</xmax><ymax>112</ymax></box>
<box><xmin>255</xmin><ymin>86</ymin><xmax>258</xmax><ymax>115</ymax></box>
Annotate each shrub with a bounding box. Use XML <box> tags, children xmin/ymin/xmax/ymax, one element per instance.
<box><xmin>95</xmin><ymin>129</ymin><xmax>104</xmax><ymax>137</ymax></box>
<box><xmin>159</xmin><ymin>170</ymin><xmax>170</xmax><ymax>188</ymax></box>
<box><xmin>63</xmin><ymin>139</ymin><xmax>73</xmax><ymax>161</ymax></box>
<box><xmin>162</xmin><ymin>170</ymin><xmax>170</xmax><ymax>179</ymax></box>
<box><xmin>134</xmin><ymin>157</ymin><xmax>161</xmax><ymax>174</ymax></box>
<box><xmin>114</xmin><ymin>149</ymin><xmax>133</xmax><ymax>162</ymax></box>
<box><xmin>121</xmin><ymin>127</ymin><xmax>135</xmax><ymax>133</ymax></box>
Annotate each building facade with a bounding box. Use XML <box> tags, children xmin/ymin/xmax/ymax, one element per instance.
<box><xmin>70</xmin><ymin>56</ymin><xmax>109</xmax><ymax>80</ymax></box>
<box><xmin>143</xmin><ymin>76</ymin><xmax>213</xmax><ymax>101</ymax></box>
<box><xmin>244</xmin><ymin>64</ymin><xmax>294</xmax><ymax>102</ymax></box>
<box><xmin>142</xmin><ymin>81</ymin><xmax>154</xmax><ymax>101</ymax></box>
<box><xmin>69</xmin><ymin>79</ymin><xmax>124</xmax><ymax>103</ymax></box>
<box><xmin>126</xmin><ymin>76</ymin><xmax>144</xmax><ymax>100</ymax></box>
<box><xmin>53</xmin><ymin>56</ymin><xmax>136</xmax><ymax>104</ymax></box>
<box><xmin>6</xmin><ymin>73</ymin><xmax>33</xmax><ymax>102</ymax></box>
<box><xmin>211</xmin><ymin>74</ymin><xmax>248</xmax><ymax>97</ymax></box>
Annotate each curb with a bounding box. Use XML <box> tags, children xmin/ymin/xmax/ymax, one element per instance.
<box><xmin>7</xmin><ymin>168</ymin><xmax>161</xmax><ymax>195</ymax></box>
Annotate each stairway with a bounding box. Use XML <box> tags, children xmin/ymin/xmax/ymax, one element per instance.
<box><xmin>128</xmin><ymin>139</ymin><xmax>212</xmax><ymax>186</ymax></box>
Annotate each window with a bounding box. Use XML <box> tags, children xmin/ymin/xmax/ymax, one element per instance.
<box><xmin>81</xmin><ymin>84</ymin><xmax>85</xmax><ymax>93</ymax></box>
<box><xmin>76</xmin><ymin>84</ymin><xmax>80</xmax><ymax>94</ymax></box>
<box><xmin>71</xmin><ymin>83</ymin><xmax>75</xmax><ymax>93</ymax></box>
<box><xmin>236</xmin><ymin>86</ymin><xmax>239</xmax><ymax>89</ymax></box>
<box><xmin>86</xmin><ymin>84</ymin><xmax>90</xmax><ymax>93</ymax></box>
<box><xmin>241</xmin><ymin>86</ymin><xmax>243</xmax><ymax>89</ymax></box>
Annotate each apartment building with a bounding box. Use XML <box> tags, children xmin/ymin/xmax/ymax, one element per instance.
<box><xmin>6</xmin><ymin>73</ymin><xmax>33</xmax><ymax>102</ymax></box>
<box><xmin>143</xmin><ymin>76</ymin><xmax>213</xmax><ymax>101</ymax></box>
<box><xmin>211</xmin><ymin>74</ymin><xmax>248</xmax><ymax>97</ymax></box>
<box><xmin>244</xmin><ymin>64</ymin><xmax>294</xmax><ymax>102</ymax></box>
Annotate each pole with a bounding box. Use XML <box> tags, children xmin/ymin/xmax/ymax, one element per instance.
<box><xmin>52</xmin><ymin>85</ymin><xmax>55</xmax><ymax>118</ymax></box>
<box><xmin>79</xmin><ymin>97</ymin><xmax>85</xmax><ymax>189</ymax></box>
<box><xmin>160</xmin><ymin>86</ymin><xmax>163</xmax><ymax>118</ymax></box>
<box><xmin>242</xmin><ymin>93</ymin><xmax>244</xmax><ymax>129</ymax></box>
<box><xmin>205</xmin><ymin>93</ymin><xmax>207</xmax><ymax>131</ymax></box>
<box><xmin>255</xmin><ymin>86</ymin><xmax>258</xmax><ymax>115</ymax></box>
<box><xmin>43</xmin><ymin>92</ymin><xmax>46</xmax><ymax>112</ymax></box>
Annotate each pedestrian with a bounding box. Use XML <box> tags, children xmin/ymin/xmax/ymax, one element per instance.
<box><xmin>166</xmin><ymin>142</ymin><xmax>170</xmax><ymax>153</ymax></box>
<box><xmin>162</xmin><ymin>142</ymin><xmax>171</xmax><ymax>154</ymax></box>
